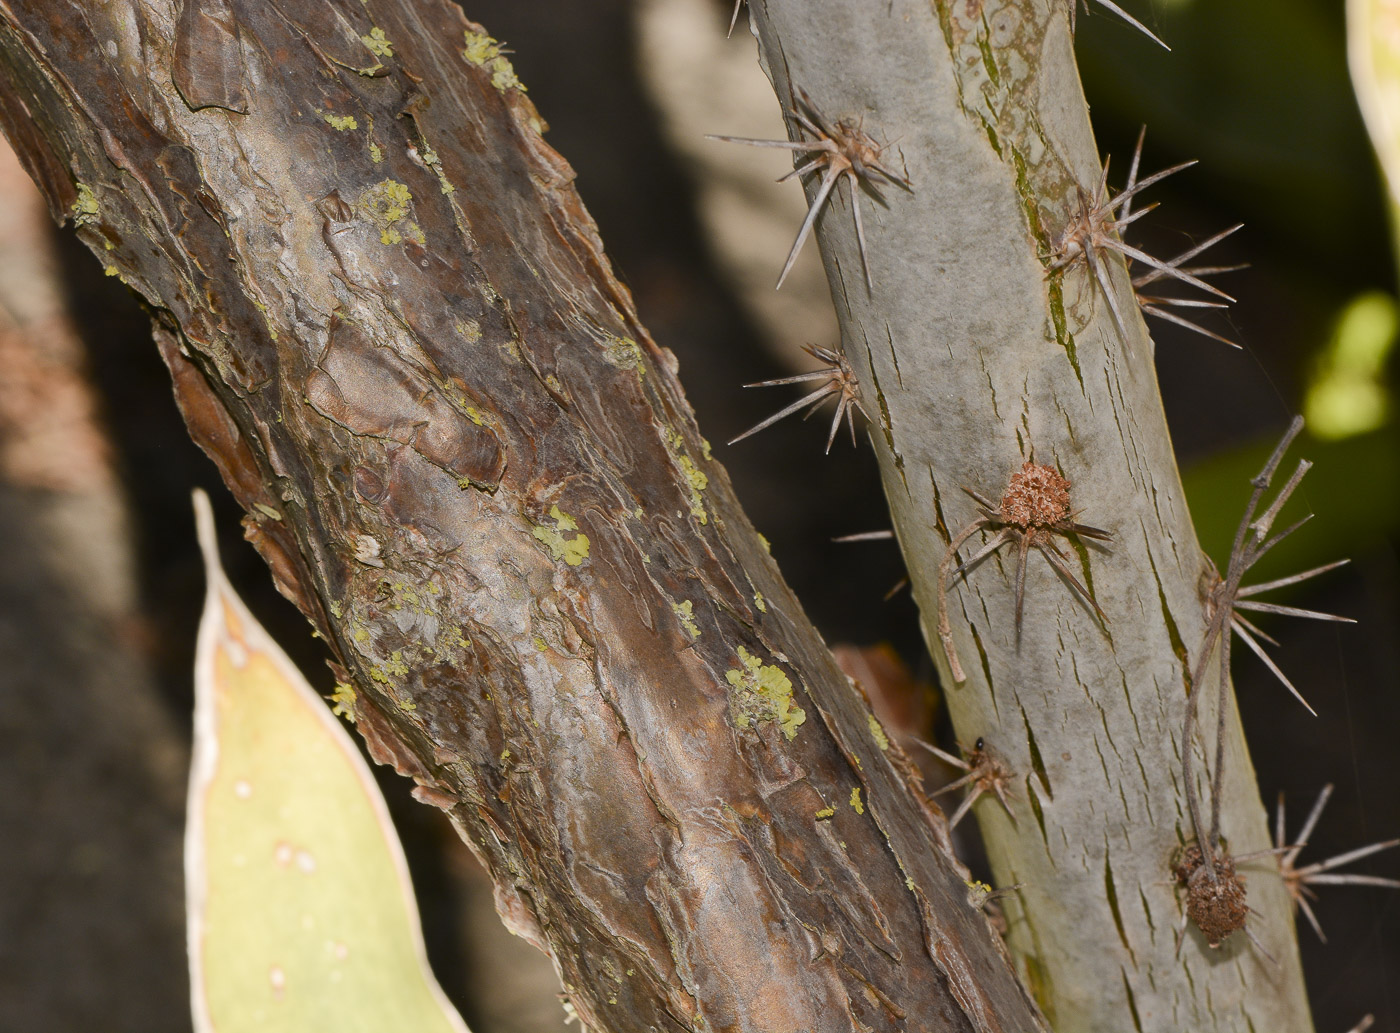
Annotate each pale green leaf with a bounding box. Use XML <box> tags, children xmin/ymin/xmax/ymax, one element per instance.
<box><xmin>186</xmin><ymin>489</ymin><xmax>470</xmax><ymax>1033</ymax></box>
<box><xmin>1350</xmin><ymin>0</ymin><xmax>1400</xmax><ymax>246</ymax></box>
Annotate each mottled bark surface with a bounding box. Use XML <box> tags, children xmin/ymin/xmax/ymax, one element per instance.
<box><xmin>740</xmin><ymin>1</ymin><xmax>1312</xmax><ymax>1031</ymax></box>
<box><xmin>0</xmin><ymin>2</ymin><xmax>1051</xmax><ymax>1030</ymax></box>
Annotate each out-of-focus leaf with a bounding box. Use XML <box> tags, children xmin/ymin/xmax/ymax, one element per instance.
<box><xmin>186</xmin><ymin>489</ymin><xmax>470</xmax><ymax>1033</ymax></box>
<box><xmin>1304</xmin><ymin>291</ymin><xmax>1396</xmax><ymax>440</ymax></box>
<box><xmin>1183</xmin><ymin>423</ymin><xmax>1400</xmax><ymax>584</ymax></box>
<box><xmin>1350</xmin><ymin>0</ymin><xmax>1400</xmax><ymax>214</ymax></box>
<box><xmin>1350</xmin><ymin>0</ymin><xmax>1400</xmax><ymax>305</ymax></box>
<box><xmin>831</xmin><ymin>642</ymin><xmax>936</xmax><ymax>745</ymax></box>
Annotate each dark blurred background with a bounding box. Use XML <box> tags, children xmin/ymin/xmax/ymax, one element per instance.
<box><xmin>0</xmin><ymin>0</ymin><xmax>1395</xmax><ymax>1030</ymax></box>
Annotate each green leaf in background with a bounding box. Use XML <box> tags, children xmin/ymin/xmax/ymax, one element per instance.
<box><xmin>1304</xmin><ymin>291</ymin><xmax>1396</xmax><ymax>440</ymax></box>
<box><xmin>186</xmin><ymin>489</ymin><xmax>471</xmax><ymax>1033</ymax></box>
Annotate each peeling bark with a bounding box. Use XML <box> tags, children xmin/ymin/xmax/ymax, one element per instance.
<box><xmin>739</xmin><ymin>1</ymin><xmax>1312</xmax><ymax>1031</ymax></box>
<box><xmin>0</xmin><ymin>2</ymin><xmax>1053</xmax><ymax>1031</ymax></box>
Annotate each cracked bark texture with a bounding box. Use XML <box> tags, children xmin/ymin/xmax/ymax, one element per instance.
<box><xmin>0</xmin><ymin>2</ymin><xmax>1056</xmax><ymax>1031</ymax></box>
<box><xmin>739</xmin><ymin>1</ymin><xmax>1312</xmax><ymax>1031</ymax></box>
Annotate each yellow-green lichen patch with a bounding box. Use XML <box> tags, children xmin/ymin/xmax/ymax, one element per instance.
<box><xmin>679</xmin><ymin>455</ymin><xmax>708</xmax><ymax>495</ymax></box>
<box><xmin>672</xmin><ymin>601</ymin><xmax>700</xmax><ymax>639</ymax></box>
<box><xmin>849</xmin><ymin>787</ymin><xmax>864</xmax><ymax>815</ymax></box>
<box><xmin>455</xmin><ymin>319</ymin><xmax>482</xmax><ymax>343</ymax></box>
<box><xmin>71</xmin><ymin>183</ymin><xmax>99</xmax><ymax>226</ymax></box>
<box><xmin>360</xmin><ymin>27</ymin><xmax>394</xmax><ymax>57</ymax></box>
<box><xmin>667</xmin><ymin>438</ymin><xmax>709</xmax><ymax>525</ymax></box>
<box><xmin>369</xmin><ymin>140</ymin><xmax>383</xmax><ymax>163</ymax></box>
<box><xmin>534</xmin><ymin>636</ymin><xmax>548</xmax><ymax>652</ymax></box>
<box><xmin>329</xmin><ymin>683</ymin><xmax>356</xmax><ymax>719</ymax></box>
<box><xmin>462</xmin><ymin>31</ymin><xmax>525</xmax><ymax>92</ymax></box>
<box><xmin>725</xmin><ymin>646</ymin><xmax>805</xmax><ymax>740</ymax></box>
<box><xmin>377</xmin><ymin>580</ymin><xmax>428</xmax><ymax>614</ymax></box>
<box><xmin>359</xmin><ymin>179</ymin><xmax>425</xmax><ymax>246</ymax></box>
<box><xmin>867</xmin><ymin>714</ymin><xmax>889</xmax><ymax>751</ymax></box>
<box><xmin>324</xmin><ymin>113</ymin><xmax>359</xmax><ymax>131</ymax></box>
<box><xmin>965</xmin><ymin>880</ymin><xmax>993</xmax><ymax>908</ymax></box>
<box><xmin>415</xmin><ymin>144</ymin><xmax>457</xmax><ymax>195</ymax></box>
<box><xmin>757</xmin><ymin>533</ymin><xmax>771</xmax><ymax>554</ymax></box>
<box><xmin>532</xmin><ymin>505</ymin><xmax>590</xmax><ymax>566</ymax></box>
<box><xmin>815</xmin><ymin>806</ymin><xmax>835</xmax><ymax>820</ymax></box>
<box><xmin>464</xmin><ymin>406</ymin><xmax>485</xmax><ymax>426</ymax></box>
<box><xmin>753</xmin><ymin>591</ymin><xmax>767</xmax><ymax>613</ymax></box>
<box><xmin>601</xmin><ymin>335</ymin><xmax>646</xmax><ymax>377</ymax></box>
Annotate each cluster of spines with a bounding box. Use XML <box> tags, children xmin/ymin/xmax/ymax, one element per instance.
<box><xmin>1048</xmin><ymin>127</ymin><xmax>1244</xmax><ymax>350</ymax></box>
<box><xmin>936</xmin><ymin>462</ymin><xmax>1112</xmax><ymax>682</ymax></box>
<box><xmin>715</xmin><ymin>34</ymin><xmax>1244</xmax><ymax>455</ymax></box>
<box><xmin>714</xmin><ymin>0</ymin><xmax>1395</xmax><ymax>1007</ymax></box>
<box><xmin>1170</xmin><ymin>417</ymin><xmax>1396</xmax><ymax>961</ymax></box>
<box><xmin>728</xmin><ymin>345</ymin><xmax>867</xmax><ymax>453</ymax></box>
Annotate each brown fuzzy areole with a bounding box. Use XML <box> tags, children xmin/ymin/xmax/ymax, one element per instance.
<box><xmin>998</xmin><ymin>462</ymin><xmax>1071</xmax><ymax>527</ymax></box>
<box><xmin>936</xmin><ymin>461</ymin><xmax>1112</xmax><ymax>681</ymax></box>
<box><xmin>1175</xmin><ymin>844</ymin><xmax>1249</xmax><ymax>948</ymax></box>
